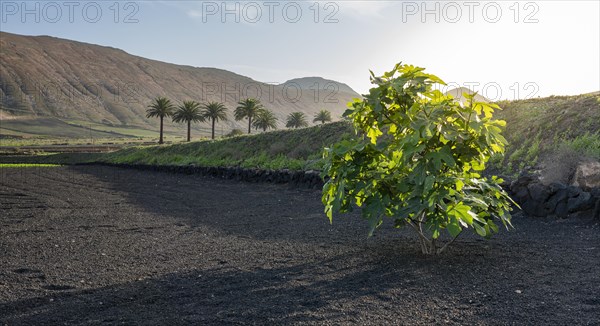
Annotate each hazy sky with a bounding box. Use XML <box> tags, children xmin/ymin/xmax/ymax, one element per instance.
<box><xmin>1</xmin><ymin>0</ymin><xmax>598</xmax><ymax>100</ymax></box>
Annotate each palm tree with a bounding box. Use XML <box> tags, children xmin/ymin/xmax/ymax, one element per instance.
<box><xmin>235</xmin><ymin>98</ymin><xmax>263</xmax><ymax>134</ymax></box>
<box><xmin>313</xmin><ymin>109</ymin><xmax>332</xmax><ymax>125</ymax></box>
<box><xmin>252</xmin><ymin>109</ymin><xmax>278</xmax><ymax>132</ymax></box>
<box><xmin>146</xmin><ymin>96</ymin><xmax>175</xmax><ymax>144</ymax></box>
<box><xmin>201</xmin><ymin>101</ymin><xmax>228</xmax><ymax>139</ymax></box>
<box><xmin>286</xmin><ymin>112</ymin><xmax>309</xmax><ymax>129</ymax></box>
<box><xmin>173</xmin><ymin>101</ymin><xmax>204</xmax><ymax>142</ymax></box>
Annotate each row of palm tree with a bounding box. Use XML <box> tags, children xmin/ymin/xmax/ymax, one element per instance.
<box><xmin>146</xmin><ymin>96</ymin><xmax>332</xmax><ymax>143</ymax></box>
<box><xmin>284</xmin><ymin>110</ymin><xmax>332</xmax><ymax>128</ymax></box>
<box><xmin>146</xmin><ymin>97</ymin><xmax>227</xmax><ymax>143</ymax></box>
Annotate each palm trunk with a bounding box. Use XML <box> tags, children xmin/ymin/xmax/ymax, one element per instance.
<box><xmin>159</xmin><ymin>116</ymin><xmax>164</xmax><ymax>144</ymax></box>
<box><xmin>211</xmin><ymin>118</ymin><xmax>216</xmax><ymax>139</ymax></box>
<box><xmin>187</xmin><ymin>120</ymin><xmax>191</xmax><ymax>142</ymax></box>
<box><xmin>248</xmin><ymin>117</ymin><xmax>252</xmax><ymax>134</ymax></box>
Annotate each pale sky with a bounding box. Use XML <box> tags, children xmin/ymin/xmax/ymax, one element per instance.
<box><xmin>1</xmin><ymin>1</ymin><xmax>599</xmax><ymax>100</ymax></box>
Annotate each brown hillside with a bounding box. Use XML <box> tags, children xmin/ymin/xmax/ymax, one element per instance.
<box><xmin>0</xmin><ymin>32</ymin><xmax>360</xmax><ymax>134</ymax></box>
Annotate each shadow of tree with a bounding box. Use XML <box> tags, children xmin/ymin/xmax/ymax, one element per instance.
<box><xmin>2</xmin><ymin>247</ymin><xmax>495</xmax><ymax>325</ymax></box>
<box><xmin>67</xmin><ymin>165</ymin><xmax>376</xmax><ymax>243</ymax></box>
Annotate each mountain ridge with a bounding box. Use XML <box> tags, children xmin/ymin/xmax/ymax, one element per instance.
<box><xmin>0</xmin><ymin>32</ymin><xmax>360</xmax><ymax>136</ymax></box>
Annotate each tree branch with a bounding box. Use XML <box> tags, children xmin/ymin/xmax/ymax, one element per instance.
<box><xmin>436</xmin><ymin>230</ymin><xmax>463</xmax><ymax>254</ymax></box>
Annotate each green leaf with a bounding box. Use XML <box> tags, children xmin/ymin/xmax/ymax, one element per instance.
<box><xmin>439</xmin><ymin>146</ymin><xmax>455</xmax><ymax>167</ymax></box>
<box><xmin>455</xmin><ymin>179</ymin><xmax>465</xmax><ymax>191</ymax></box>
<box><xmin>447</xmin><ymin>220</ymin><xmax>462</xmax><ymax>238</ymax></box>
<box><xmin>367</xmin><ymin>127</ymin><xmax>382</xmax><ymax>144</ymax></box>
<box><xmin>450</xmin><ymin>202</ymin><xmax>473</xmax><ymax>226</ymax></box>
<box><xmin>474</xmin><ymin>223</ymin><xmax>487</xmax><ymax>237</ymax></box>
<box><xmin>424</xmin><ymin>175</ymin><xmax>435</xmax><ymax>193</ymax></box>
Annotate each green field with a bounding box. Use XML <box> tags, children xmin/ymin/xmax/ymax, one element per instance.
<box><xmin>100</xmin><ymin>122</ymin><xmax>353</xmax><ymax>170</ymax></box>
<box><xmin>0</xmin><ymin>118</ymin><xmax>128</xmax><ymax>139</ymax></box>
<box><xmin>0</xmin><ymin>117</ymin><xmax>187</xmax><ymax>147</ymax></box>
<box><xmin>0</xmin><ymin>163</ymin><xmax>61</xmax><ymax>168</ymax></box>
<box><xmin>63</xmin><ymin>119</ymin><xmax>180</xmax><ymax>139</ymax></box>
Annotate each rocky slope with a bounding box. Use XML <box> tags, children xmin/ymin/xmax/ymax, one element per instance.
<box><xmin>0</xmin><ymin>32</ymin><xmax>361</xmax><ymax>134</ymax></box>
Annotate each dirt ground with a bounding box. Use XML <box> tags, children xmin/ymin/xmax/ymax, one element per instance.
<box><xmin>1</xmin><ymin>166</ymin><xmax>599</xmax><ymax>325</ymax></box>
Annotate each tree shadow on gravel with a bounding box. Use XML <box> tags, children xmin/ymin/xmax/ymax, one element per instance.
<box><xmin>69</xmin><ymin>165</ymin><xmax>377</xmax><ymax>243</ymax></box>
<box><xmin>3</xmin><ymin>241</ymin><xmax>599</xmax><ymax>325</ymax></box>
<box><xmin>0</xmin><ymin>249</ymin><xmax>510</xmax><ymax>325</ymax></box>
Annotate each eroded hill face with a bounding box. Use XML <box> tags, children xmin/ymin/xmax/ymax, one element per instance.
<box><xmin>0</xmin><ymin>32</ymin><xmax>360</xmax><ymax>134</ymax></box>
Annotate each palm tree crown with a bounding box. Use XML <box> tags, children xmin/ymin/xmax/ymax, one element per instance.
<box><xmin>252</xmin><ymin>109</ymin><xmax>278</xmax><ymax>132</ymax></box>
<box><xmin>146</xmin><ymin>97</ymin><xmax>175</xmax><ymax>119</ymax></box>
<box><xmin>286</xmin><ymin>112</ymin><xmax>309</xmax><ymax>129</ymax></box>
<box><xmin>173</xmin><ymin>101</ymin><xmax>204</xmax><ymax>123</ymax></box>
<box><xmin>313</xmin><ymin>109</ymin><xmax>332</xmax><ymax>125</ymax></box>
<box><xmin>235</xmin><ymin>98</ymin><xmax>264</xmax><ymax>134</ymax></box>
<box><xmin>147</xmin><ymin>96</ymin><xmax>175</xmax><ymax>144</ymax></box>
<box><xmin>201</xmin><ymin>101</ymin><xmax>228</xmax><ymax>139</ymax></box>
<box><xmin>173</xmin><ymin>101</ymin><xmax>204</xmax><ymax>142</ymax></box>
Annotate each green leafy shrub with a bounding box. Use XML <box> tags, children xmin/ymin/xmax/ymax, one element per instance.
<box><xmin>322</xmin><ymin>62</ymin><xmax>515</xmax><ymax>254</ymax></box>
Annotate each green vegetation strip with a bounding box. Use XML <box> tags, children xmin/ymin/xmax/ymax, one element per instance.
<box><xmin>101</xmin><ymin>122</ymin><xmax>353</xmax><ymax>171</ymax></box>
<box><xmin>0</xmin><ymin>163</ymin><xmax>62</xmax><ymax>168</ymax></box>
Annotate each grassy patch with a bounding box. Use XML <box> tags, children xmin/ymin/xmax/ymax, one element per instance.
<box><xmin>63</xmin><ymin>119</ymin><xmax>179</xmax><ymax>139</ymax></box>
<box><xmin>0</xmin><ymin>163</ymin><xmax>62</xmax><ymax>168</ymax></box>
<box><xmin>493</xmin><ymin>92</ymin><xmax>600</xmax><ymax>175</ymax></box>
<box><xmin>101</xmin><ymin>122</ymin><xmax>353</xmax><ymax>170</ymax></box>
<box><xmin>0</xmin><ymin>118</ymin><xmax>129</xmax><ymax>139</ymax></box>
<box><xmin>555</xmin><ymin>132</ymin><xmax>600</xmax><ymax>160</ymax></box>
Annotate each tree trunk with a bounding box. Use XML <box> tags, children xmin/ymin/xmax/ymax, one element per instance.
<box><xmin>248</xmin><ymin>117</ymin><xmax>252</xmax><ymax>134</ymax></box>
<box><xmin>159</xmin><ymin>116</ymin><xmax>164</xmax><ymax>144</ymax></box>
<box><xmin>211</xmin><ymin>119</ymin><xmax>215</xmax><ymax>139</ymax></box>
<box><xmin>187</xmin><ymin>120</ymin><xmax>191</xmax><ymax>142</ymax></box>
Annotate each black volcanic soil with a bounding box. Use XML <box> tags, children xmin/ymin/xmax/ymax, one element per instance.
<box><xmin>1</xmin><ymin>166</ymin><xmax>599</xmax><ymax>325</ymax></box>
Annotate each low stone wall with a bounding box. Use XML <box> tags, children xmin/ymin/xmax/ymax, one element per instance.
<box><xmin>510</xmin><ymin>174</ymin><xmax>600</xmax><ymax>218</ymax></box>
<box><xmin>92</xmin><ymin>163</ymin><xmax>326</xmax><ymax>189</ymax></box>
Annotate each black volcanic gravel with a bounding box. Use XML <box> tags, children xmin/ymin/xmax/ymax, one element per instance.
<box><xmin>1</xmin><ymin>166</ymin><xmax>599</xmax><ymax>325</ymax></box>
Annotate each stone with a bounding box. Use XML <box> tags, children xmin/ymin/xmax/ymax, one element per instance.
<box><xmin>510</xmin><ymin>175</ymin><xmax>536</xmax><ymax>194</ymax></box>
<box><xmin>572</xmin><ymin>161</ymin><xmax>600</xmax><ymax>190</ymax></box>
<box><xmin>567</xmin><ymin>192</ymin><xmax>593</xmax><ymax>213</ymax></box>
<box><xmin>548</xmin><ymin>182</ymin><xmax>567</xmax><ymax>195</ymax></box>
<box><xmin>510</xmin><ymin>175</ymin><xmax>536</xmax><ymax>206</ymax></box>
<box><xmin>527</xmin><ymin>182</ymin><xmax>551</xmax><ymax>203</ymax></box>
<box><xmin>544</xmin><ymin>188</ymin><xmax>568</xmax><ymax>213</ymax></box>
<box><xmin>512</xmin><ymin>187</ymin><xmax>528</xmax><ymax>204</ymax></box>
<box><xmin>567</xmin><ymin>186</ymin><xmax>582</xmax><ymax>198</ymax></box>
